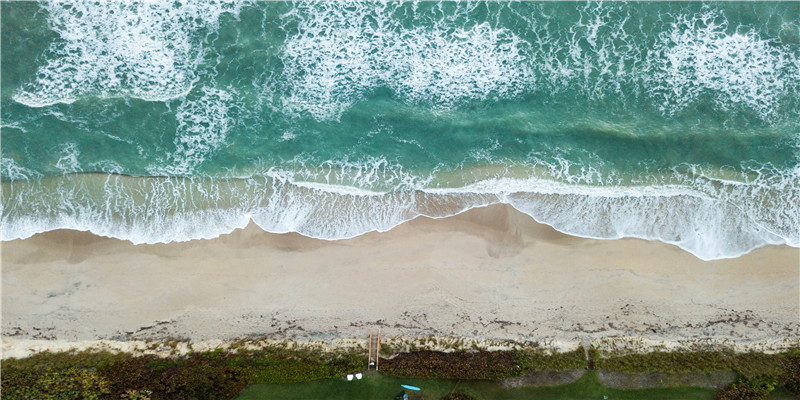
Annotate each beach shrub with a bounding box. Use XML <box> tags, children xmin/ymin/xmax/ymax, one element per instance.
<box><xmin>121</xmin><ymin>389</ymin><xmax>153</xmax><ymax>399</ymax></box>
<box><xmin>1</xmin><ymin>347</ymin><xmax>362</xmax><ymax>400</ymax></box>
<box><xmin>3</xmin><ymin>346</ymin><xmax>796</xmax><ymax>399</ymax></box>
<box><xmin>1</xmin><ymin>366</ymin><xmax>110</xmax><ymax>400</ymax></box>
<box><xmin>516</xmin><ymin>346</ymin><xmax>587</xmax><ymax>371</ymax></box>
<box><xmin>715</xmin><ymin>377</ymin><xmax>775</xmax><ymax>400</ymax></box>
<box><xmin>379</xmin><ymin>348</ymin><xmax>584</xmax><ymax>380</ymax></box>
<box><xmin>780</xmin><ymin>353</ymin><xmax>800</xmax><ymax>395</ymax></box>
<box><xmin>380</xmin><ymin>350</ymin><xmax>522</xmax><ymax>380</ymax></box>
<box><xmin>440</xmin><ymin>389</ymin><xmax>481</xmax><ymax>400</ymax></box>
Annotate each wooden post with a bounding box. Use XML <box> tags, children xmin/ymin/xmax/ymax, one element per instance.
<box><xmin>368</xmin><ymin>329</ymin><xmax>373</xmax><ymax>369</ymax></box>
<box><xmin>376</xmin><ymin>329</ymin><xmax>381</xmax><ymax>371</ymax></box>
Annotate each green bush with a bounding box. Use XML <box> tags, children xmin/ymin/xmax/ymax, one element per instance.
<box><xmin>380</xmin><ymin>350</ymin><xmax>521</xmax><ymax>380</ymax></box>
<box><xmin>1</xmin><ymin>347</ymin><xmax>362</xmax><ymax>400</ymax></box>
<box><xmin>3</xmin><ymin>346</ymin><xmax>796</xmax><ymax>399</ymax></box>
<box><xmin>1</xmin><ymin>366</ymin><xmax>110</xmax><ymax>400</ymax></box>
<box><xmin>715</xmin><ymin>377</ymin><xmax>776</xmax><ymax>400</ymax></box>
<box><xmin>516</xmin><ymin>347</ymin><xmax>586</xmax><ymax>371</ymax></box>
<box><xmin>440</xmin><ymin>389</ymin><xmax>481</xmax><ymax>400</ymax></box>
<box><xmin>780</xmin><ymin>353</ymin><xmax>800</xmax><ymax>396</ymax></box>
<box><xmin>380</xmin><ymin>348</ymin><xmax>584</xmax><ymax>380</ymax></box>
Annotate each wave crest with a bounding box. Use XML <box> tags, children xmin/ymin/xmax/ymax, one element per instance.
<box><xmin>2</xmin><ymin>165</ymin><xmax>797</xmax><ymax>260</ymax></box>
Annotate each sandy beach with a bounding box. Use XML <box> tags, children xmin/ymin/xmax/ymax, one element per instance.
<box><xmin>2</xmin><ymin>204</ymin><xmax>798</xmax><ymax>355</ymax></box>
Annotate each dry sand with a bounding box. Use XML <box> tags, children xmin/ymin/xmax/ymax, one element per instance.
<box><xmin>2</xmin><ymin>204</ymin><xmax>799</xmax><ymax>356</ymax></box>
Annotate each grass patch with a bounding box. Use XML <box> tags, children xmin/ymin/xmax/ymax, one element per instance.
<box><xmin>595</xmin><ymin>351</ymin><xmax>792</xmax><ymax>378</ymax></box>
<box><xmin>237</xmin><ymin>370</ymin><xmax>719</xmax><ymax>400</ymax></box>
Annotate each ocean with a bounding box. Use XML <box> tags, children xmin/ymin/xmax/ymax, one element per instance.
<box><xmin>1</xmin><ymin>1</ymin><xmax>798</xmax><ymax>260</ymax></box>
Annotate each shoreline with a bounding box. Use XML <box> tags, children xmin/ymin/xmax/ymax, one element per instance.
<box><xmin>2</xmin><ymin>204</ymin><xmax>798</xmax><ymax>356</ymax></box>
<box><xmin>4</xmin><ymin>170</ymin><xmax>797</xmax><ymax>261</ymax></box>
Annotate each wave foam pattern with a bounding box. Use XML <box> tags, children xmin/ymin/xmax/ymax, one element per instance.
<box><xmin>3</xmin><ymin>2</ymin><xmax>799</xmax><ymax>261</ymax></box>
<box><xmin>280</xmin><ymin>1</ymin><xmax>533</xmax><ymax>120</ymax></box>
<box><xmin>2</xmin><ymin>161</ymin><xmax>797</xmax><ymax>260</ymax></box>
<box><xmin>646</xmin><ymin>9</ymin><xmax>794</xmax><ymax>119</ymax></box>
<box><xmin>149</xmin><ymin>87</ymin><xmax>238</xmax><ymax>175</ymax></box>
<box><xmin>12</xmin><ymin>0</ymin><xmax>242</xmax><ymax>107</ymax></box>
<box><xmin>277</xmin><ymin>2</ymin><xmax>798</xmax><ymax>121</ymax></box>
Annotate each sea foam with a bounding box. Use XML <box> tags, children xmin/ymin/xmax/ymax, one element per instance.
<box><xmin>148</xmin><ymin>87</ymin><xmax>239</xmax><ymax>175</ymax></box>
<box><xmin>2</xmin><ymin>160</ymin><xmax>797</xmax><ymax>261</ymax></box>
<box><xmin>12</xmin><ymin>0</ymin><xmax>243</xmax><ymax>107</ymax></box>
<box><xmin>280</xmin><ymin>1</ymin><xmax>533</xmax><ymax>121</ymax></box>
<box><xmin>275</xmin><ymin>2</ymin><xmax>798</xmax><ymax>122</ymax></box>
<box><xmin>645</xmin><ymin>9</ymin><xmax>794</xmax><ymax>119</ymax></box>
<box><xmin>3</xmin><ymin>2</ymin><xmax>798</xmax><ymax>261</ymax></box>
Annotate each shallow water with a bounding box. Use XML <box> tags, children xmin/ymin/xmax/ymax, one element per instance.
<box><xmin>2</xmin><ymin>1</ymin><xmax>798</xmax><ymax>259</ymax></box>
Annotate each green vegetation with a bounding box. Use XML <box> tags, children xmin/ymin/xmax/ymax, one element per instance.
<box><xmin>2</xmin><ymin>344</ymin><xmax>798</xmax><ymax>400</ymax></box>
<box><xmin>596</xmin><ymin>350</ymin><xmax>800</xmax><ymax>399</ymax></box>
<box><xmin>380</xmin><ymin>347</ymin><xmax>585</xmax><ymax>380</ymax></box>
<box><xmin>1</xmin><ymin>366</ymin><xmax>111</xmax><ymax>400</ymax></box>
<box><xmin>440</xmin><ymin>389</ymin><xmax>481</xmax><ymax>400</ymax></box>
<box><xmin>781</xmin><ymin>353</ymin><xmax>800</xmax><ymax>395</ymax></box>
<box><xmin>595</xmin><ymin>350</ymin><xmax>791</xmax><ymax>378</ymax></box>
<box><xmin>716</xmin><ymin>377</ymin><xmax>777</xmax><ymax>400</ymax></box>
<box><xmin>1</xmin><ymin>345</ymin><xmax>361</xmax><ymax>400</ymax></box>
<box><xmin>237</xmin><ymin>370</ymin><xmax>719</xmax><ymax>400</ymax></box>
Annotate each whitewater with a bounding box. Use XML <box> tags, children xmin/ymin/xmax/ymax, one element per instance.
<box><xmin>1</xmin><ymin>1</ymin><xmax>798</xmax><ymax>260</ymax></box>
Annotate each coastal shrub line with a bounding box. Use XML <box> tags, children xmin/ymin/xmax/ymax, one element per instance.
<box><xmin>2</xmin><ymin>346</ymin><xmax>798</xmax><ymax>399</ymax></box>
<box><xmin>379</xmin><ymin>347</ymin><xmax>586</xmax><ymax>380</ymax></box>
<box><xmin>1</xmin><ymin>348</ymin><xmax>362</xmax><ymax>400</ymax></box>
<box><xmin>715</xmin><ymin>376</ymin><xmax>778</xmax><ymax>400</ymax></box>
<box><xmin>595</xmin><ymin>350</ymin><xmax>795</xmax><ymax>378</ymax></box>
<box><xmin>595</xmin><ymin>350</ymin><xmax>800</xmax><ymax>399</ymax></box>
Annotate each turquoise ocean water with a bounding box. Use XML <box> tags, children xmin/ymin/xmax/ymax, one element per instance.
<box><xmin>1</xmin><ymin>1</ymin><xmax>798</xmax><ymax>260</ymax></box>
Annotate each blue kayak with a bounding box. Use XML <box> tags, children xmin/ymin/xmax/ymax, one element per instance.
<box><xmin>401</xmin><ymin>385</ymin><xmax>421</xmax><ymax>391</ymax></box>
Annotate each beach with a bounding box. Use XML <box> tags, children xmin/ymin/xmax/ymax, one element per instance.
<box><xmin>3</xmin><ymin>204</ymin><xmax>798</xmax><ymax>356</ymax></box>
<box><xmin>3</xmin><ymin>2</ymin><xmax>800</xmax><ymax>399</ymax></box>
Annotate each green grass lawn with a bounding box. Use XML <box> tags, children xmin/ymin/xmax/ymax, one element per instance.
<box><xmin>237</xmin><ymin>370</ymin><xmax>721</xmax><ymax>400</ymax></box>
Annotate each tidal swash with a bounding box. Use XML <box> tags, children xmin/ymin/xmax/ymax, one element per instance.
<box><xmin>2</xmin><ymin>1</ymin><xmax>799</xmax><ymax>260</ymax></box>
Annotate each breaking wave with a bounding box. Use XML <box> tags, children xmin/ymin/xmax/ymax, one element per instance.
<box><xmin>2</xmin><ymin>160</ymin><xmax>798</xmax><ymax>261</ymax></box>
<box><xmin>3</xmin><ymin>1</ymin><xmax>798</xmax><ymax>261</ymax></box>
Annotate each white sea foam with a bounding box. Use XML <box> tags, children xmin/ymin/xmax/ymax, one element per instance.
<box><xmin>54</xmin><ymin>143</ymin><xmax>81</xmax><ymax>174</ymax></box>
<box><xmin>279</xmin><ymin>131</ymin><xmax>296</xmax><ymax>142</ymax></box>
<box><xmin>267</xmin><ymin>155</ymin><xmax>435</xmax><ymax>192</ymax></box>
<box><xmin>1</xmin><ymin>158</ymin><xmax>42</xmax><ymax>181</ymax></box>
<box><xmin>556</xmin><ymin>2</ymin><xmax>642</xmax><ymax>98</ymax></box>
<box><xmin>277</xmin><ymin>2</ymin><xmax>797</xmax><ymax>121</ymax></box>
<box><xmin>3</xmin><ymin>3</ymin><xmax>798</xmax><ymax>260</ymax></box>
<box><xmin>2</xmin><ymin>159</ymin><xmax>797</xmax><ymax>261</ymax></box>
<box><xmin>12</xmin><ymin>0</ymin><xmax>243</xmax><ymax>107</ymax></box>
<box><xmin>280</xmin><ymin>1</ymin><xmax>533</xmax><ymax>120</ymax></box>
<box><xmin>646</xmin><ymin>8</ymin><xmax>793</xmax><ymax>119</ymax></box>
<box><xmin>149</xmin><ymin>87</ymin><xmax>238</xmax><ymax>175</ymax></box>
<box><xmin>89</xmin><ymin>160</ymin><xmax>124</xmax><ymax>175</ymax></box>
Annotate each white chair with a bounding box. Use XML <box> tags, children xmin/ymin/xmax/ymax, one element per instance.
<box><xmin>346</xmin><ymin>374</ymin><xmax>354</xmax><ymax>381</ymax></box>
<box><xmin>355</xmin><ymin>372</ymin><xmax>363</xmax><ymax>380</ymax></box>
